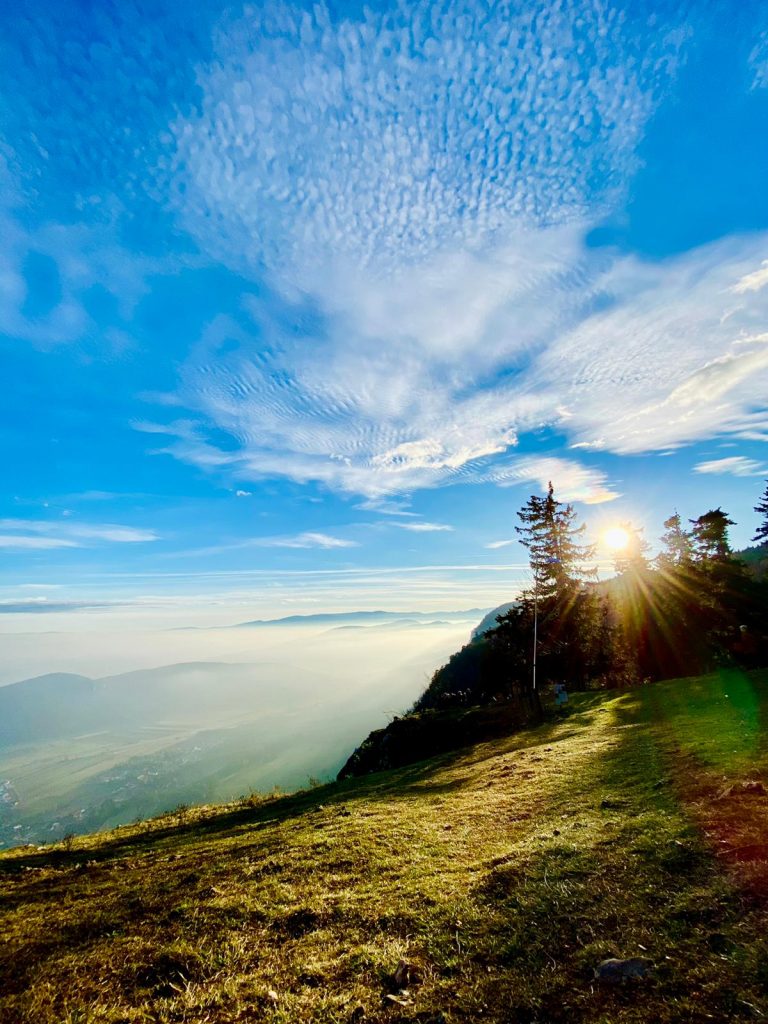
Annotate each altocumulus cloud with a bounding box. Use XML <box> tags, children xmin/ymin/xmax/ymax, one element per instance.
<box><xmin>155</xmin><ymin>0</ymin><xmax>694</xmax><ymax>500</ymax></box>
<box><xmin>172</xmin><ymin>1</ymin><xmax>681</xmax><ymax>278</ymax></box>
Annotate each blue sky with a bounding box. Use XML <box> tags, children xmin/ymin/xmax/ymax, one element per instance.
<box><xmin>2</xmin><ymin>0</ymin><xmax>768</xmax><ymax>626</ymax></box>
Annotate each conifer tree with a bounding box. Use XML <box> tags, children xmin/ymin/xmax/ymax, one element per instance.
<box><xmin>753</xmin><ymin>480</ymin><xmax>768</xmax><ymax>544</ymax></box>
<box><xmin>515</xmin><ymin>482</ymin><xmax>595</xmax><ymax>600</ymax></box>
<box><xmin>613</xmin><ymin>523</ymin><xmax>650</xmax><ymax>576</ymax></box>
<box><xmin>657</xmin><ymin>512</ymin><xmax>693</xmax><ymax>567</ymax></box>
<box><xmin>690</xmin><ymin>508</ymin><xmax>735</xmax><ymax>563</ymax></box>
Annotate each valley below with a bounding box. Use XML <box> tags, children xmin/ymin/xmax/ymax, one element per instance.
<box><xmin>0</xmin><ymin>613</ymin><xmax>481</xmax><ymax>847</ymax></box>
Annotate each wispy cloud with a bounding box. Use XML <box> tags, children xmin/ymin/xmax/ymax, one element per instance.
<box><xmin>731</xmin><ymin>260</ymin><xmax>768</xmax><ymax>294</ymax></box>
<box><xmin>527</xmin><ymin>241</ymin><xmax>768</xmax><ymax>455</ymax></box>
<box><xmin>0</xmin><ymin>161</ymin><xmax>160</xmax><ymax>351</ymax></box>
<box><xmin>145</xmin><ymin>190</ymin><xmax>768</xmax><ymax>503</ymax></box>
<box><xmin>481</xmin><ymin>457</ymin><xmax>620</xmax><ymax>505</ymax></box>
<box><xmin>172</xmin><ymin>3</ymin><xmax>682</xmax><ymax>283</ymax></box>
<box><xmin>0</xmin><ymin>534</ymin><xmax>79</xmax><ymax>551</ymax></box>
<box><xmin>694</xmin><ymin>456</ymin><xmax>767</xmax><ymax>477</ymax></box>
<box><xmin>355</xmin><ymin>498</ymin><xmax>418</xmax><ymax>518</ymax></box>
<box><xmin>0</xmin><ymin>518</ymin><xmax>158</xmax><ymax>549</ymax></box>
<box><xmin>485</xmin><ymin>539</ymin><xmax>516</xmax><ymax>550</ymax></box>
<box><xmin>0</xmin><ymin>598</ymin><xmax>118</xmax><ymax>613</ymax></box>
<box><xmin>749</xmin><ymin>31</ymin><xmax>768</xmax><ymax>90</ymax></box>
<box><xmin>389</xmin><ymin>522</ymin><xmax>454</xmax><ymax>533</ymax></box>
<box><xmin>257</xmin><ymin>532</ymin><xmax>358</xmax><ymax>550</ymax></box>
<box><xmin>8</xmin><ymin>1</ymin><xmax>767</xmax><ymax>516</ymax></box>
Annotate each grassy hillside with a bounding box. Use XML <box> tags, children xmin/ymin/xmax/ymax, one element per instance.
<box><xmin>2</xmin><ymin>670</ymin><xmax>768</xmax><ymax>1023</ymax></box>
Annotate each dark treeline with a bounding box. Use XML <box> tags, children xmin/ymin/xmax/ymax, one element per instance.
<box><xmin>415</xmin><ymin>480</ymin><xmax>768</xmax><ymax>711</ymax></box>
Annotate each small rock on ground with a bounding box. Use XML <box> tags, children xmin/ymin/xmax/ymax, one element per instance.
<box><xmin>594</xmin><ymin>957</ymin><xmax>654</xmax><ymax>984</ymax></box>
<box><xmin>718</xmin><ymin>781</ymin><xmax>767</xmax><ymax>799</ymax></box>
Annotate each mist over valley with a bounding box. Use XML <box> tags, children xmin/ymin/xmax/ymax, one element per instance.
<box><xmin>0</xmin><ymin>612</ymin><xmax>484</xmax><ymax>847</ymax></box>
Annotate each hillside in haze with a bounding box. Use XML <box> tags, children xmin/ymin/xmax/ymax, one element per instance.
<box><xmin>0</xmin><ymin>663</ymin><xmax>314</xmax><ymax>747</ymax></box>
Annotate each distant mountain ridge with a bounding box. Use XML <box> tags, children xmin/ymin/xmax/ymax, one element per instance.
<box><xmin>471</xmin><ymin>603</ymin><xmax>518</xmax><ymax>638</ymax></box>
<box><xmin>234</xmin><ymin>608</ymin><xmax>490</xmax><ymax>627</ymax></box>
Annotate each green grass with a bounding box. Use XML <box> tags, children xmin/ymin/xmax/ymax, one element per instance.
<box><xmin>1</xmin><ymin>670</ymin><xmax>768</xmax><ymax>1023</ymax></box>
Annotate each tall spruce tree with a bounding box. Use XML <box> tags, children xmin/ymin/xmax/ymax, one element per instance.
<box><xmin>508</xmin><ymin>482</ymin><xmax>599</xmax><ymax>690</ymax></box>
<box><xmin>690</xmin><ymin>509</ymin><xmax>735</xmax><ymax>563</ymax></box>
<box><xmin>613</xmin><ymin>523</ymin><xmax>650</xmax><ymax>576</ymax></box>
<box><xmin>753</xmin><ymin>480</ymin><xmax>768</xmax><ymax>544</ymax></box>
<box><xmin>657</xmin><ymin>512</ymin><xmax>694</xmax><ymax>568</ymax></box>
<box><xmin>515</xmin><ymin>482</ymin><xmax>595</xmax><ymax>599</ymax></box>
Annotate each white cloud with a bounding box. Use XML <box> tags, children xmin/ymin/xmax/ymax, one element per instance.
<box><xmin>749</xmin><ymin>31</ymin><xmax>768</xmax><ymax>90</ymax></box>
<box><xmin>171</xmin><ymin>2</ymin><xmax>682</xmax><ymax>286</ymax></box>
<box><xmin>0</xmin><ymin>165</ymin><xmax>160</xmax><ymax>350</ymax></box>
<box><xmin>389</xmin><ymin>522</ymin><xmax>454</xmax><ymax>533</ymax></box>
<box><xmin>694</xmin><ymin>456</ymin><xmax>767</xmax><ymax>477</ymax></box>
<box><xmin>258</xmin><ymin>532</ymin><xmax>358</xmax><ymax>550</ymax></box>
<box><xmin>0</xmin><ymin>535</ymin><xmax>79</xmax><ymax>551</ymax></box>
<box><xmin>147</xmin><ymin>231</ymin><xmax>768</xmax><ymax>499</ymax></box>
<box><xmin>732</xmin><ymin>260</ymin><xmax>768</xmax><ymax>294</ymax></box>
<box><xmin>355</xmin><ymin>498</ymin><xmax>418</xmax><ymax>517</ymax></box>
<box><xmin>481</xmin><ymin>456</ymin><xmax>620</xmax><ymax>505</ymax></box>
<box><xmin>235</xmin><ymin>489</ymin><xmax>252</xmax><ymax>497</ymax></box>
<box><xmin>528</xmin><ymin>240</ymin><xmax>768</xmax><ymax>456</ymax></box>
<box><xmin>485</xmin><ymin>539</ymin><xmax>515</xmax><ymax>550</ymax></box>
<box><xmin>147</xmin><ymin>0</ymin><xmax>689</xmax><ymax>501</ymax></box>
<box><xmin>119</xmin><ymin>4</ymin><xmax>764</xmax><ymax>501</ymax></box>
<box><xmin>72</xmin><ymin>526</ymin><xmax>158</xmax><ymax>543</ymax></box>
<box><xmin>0</xmin><ymin>518</ymin><xmax>158</xmax><ymax>547</ymax></box>
<box><xmin>153</xmin><ymin>228</ymin><xmax>602</xmax><ymax>496</ymax></box>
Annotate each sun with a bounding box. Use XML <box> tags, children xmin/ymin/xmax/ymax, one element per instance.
<box><xmin>604</xmin><ymin>526</ymin><xmax>630</xmax><ymax>551</ymax></box>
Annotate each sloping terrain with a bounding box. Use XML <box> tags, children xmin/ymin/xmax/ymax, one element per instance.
<box><xmin>1</xmin><ymin>670</ymin><xmax>767</xmax><ymax>1023</ymax></box>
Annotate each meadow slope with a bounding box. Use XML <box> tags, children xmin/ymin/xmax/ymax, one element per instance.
<box><xmin>1</xmin><ymin>670</ymin><xmax>768</xmax><ymax>1023</ymax></box>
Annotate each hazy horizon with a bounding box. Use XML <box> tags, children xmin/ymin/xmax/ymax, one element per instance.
<box><xmin>0</xmin><ymin>609</ymin><xmax>485</xmax><ymax>686</ymax></box>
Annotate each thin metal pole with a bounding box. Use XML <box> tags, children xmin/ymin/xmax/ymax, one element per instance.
<box><xmin>532</xmin><ymin>583</ymin><xmax>538</xmax><ymax>692</ymax></box>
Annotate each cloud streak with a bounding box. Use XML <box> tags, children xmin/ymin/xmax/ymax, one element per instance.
<box><xmin>695</xmin><ymin>456</ymin><xmax>767</xmax><ymax>478</ymax></box>
<box><xmin>259</xmin><ymin>532</ymin><xmax>358</xmax><ymax>550</ymax></box>
<box><xmin>479</xmin><ymin>455</ymin><xmax>621</xmax><ymax>504</ymax></box>
<box><xmin>732</xmin><ymin>260</ymin><xmax>768</xmax><ymax>295</ymax></box>
<box><xmin>750</xmin><ymin>31</ymin><xmax>768</xmax><ymax>91</ymax></box>
<box><xmin>0</xmin><ymin>519</ymin><xmax>158</xmax><ymax>550</ymax></box>
<box><xmin>0</xmin><ymin>535</ymin><xmax>79</xmax><ymax>551</ymax></box>
<box><xmin>389</xmin><ymin>522</ymin><xmax>454</xmax><ymax>533</ymax></box>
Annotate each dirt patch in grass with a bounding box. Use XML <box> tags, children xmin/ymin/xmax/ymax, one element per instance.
<box><xmin>675</xmin><ymin>765</ymin><xmax>768</xmax><ymax>902</ymax></box>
